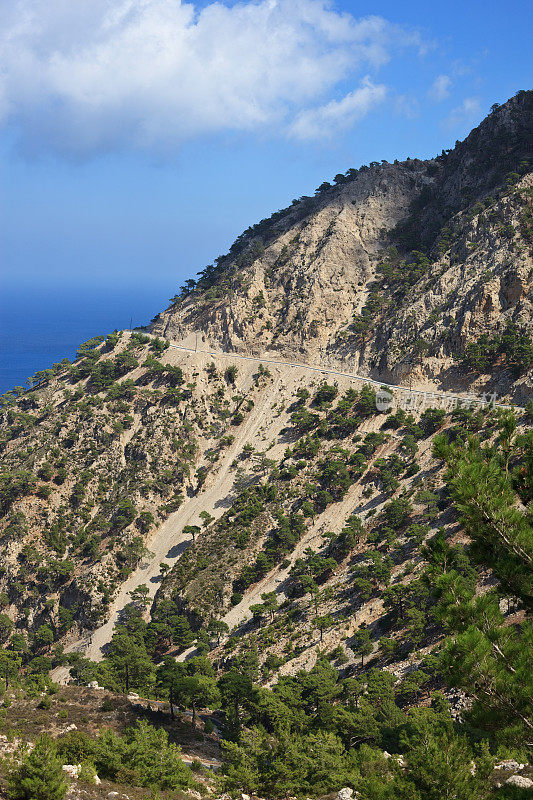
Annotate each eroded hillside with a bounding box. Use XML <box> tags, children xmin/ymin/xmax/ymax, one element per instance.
<box><xmin>0</xmin><ymin>91</ymin><xmax>532</xmax><ymax>800</ymax></box>
<box><xmin>152</xmin><ymin>90</ymin><xmax>533</xmax><ymax>405</ymax></box>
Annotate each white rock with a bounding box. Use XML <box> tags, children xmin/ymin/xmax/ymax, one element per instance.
<box><xmin>127</xmin><ymin>693</ymin><xmax>140</xmax><ymax>701</ymax></box>
<box><xmin>64</xmin><ymin>724</ymin><xmax>78</xmax><ymax>733</ymax></box>
<box><xmin>337</xmin><ymin>788</ymin><xmax>353</xmax><ymax>800</ymax></box>
<box><xmin>62</xmin><ymin>764</ymin><xmax>81</xmax><ymax>778</ymax></box>
<box><xmin>241</xmin><ymin>794</ymin><xmax>250</xmax><ymax>800</ymax></box>
<box><xmin>108</xmin><ymin>793</ymin><xmax>120</xmax><ymax>799</ymax></box>
<box><xmin>505</xmin><ymin>776</ymin><xmax>533</xmax><ymax>789</ymax></box>
<box><xmin>495</xmin><ymin>759</ymin><xmax>522</xmax><ymax>771</ymax></box>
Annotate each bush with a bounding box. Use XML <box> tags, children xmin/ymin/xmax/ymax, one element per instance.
<box><xmin>225</xmin><ymin>366</ymin><xmax>238</xmax><ymax>385</ymax></box>
<box><xmin>78</xmin><ymin>763</ymin><xmax>99</xmax><ymax>785</ymax></box>
<box><xmin>93</xmin><ymin>720</ymin><xmax>192</xmax><ymax>789</ymax></box>
<box><xmin>313</xmin><ymin>383</ymin><xmax>338</xmax><ymax>406</ymax></box>
<box><xmin>56</xmin><ymin>730</ymin><xmax>97</xmax><ymax>764</ymax></box>
<box><xmin>7</xmin><ymin>735</ymin><xmax>68</xmax><ymax>800</ymax></box>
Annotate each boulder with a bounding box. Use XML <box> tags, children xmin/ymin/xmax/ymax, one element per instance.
<box><xmin>494</xmin><ymin>759</ymin><xmax>526</xmax><ymax>771</ymax></box>
<box><xmin>505</xmin><ymin>776</ymin><xmax>533</xmax><ymax>789</ymax></box>
<box><xmin>337</xmin><ymin>789</ymin><xmax>353</xmax><ymax>800</ymax></box>
<box><xmin>62</xmin><ymin>764</ymin><xmax>80</xmax><ymax>779</ymax></box>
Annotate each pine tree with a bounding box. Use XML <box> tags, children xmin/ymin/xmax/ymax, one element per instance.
<box><xmin>352</xmin><ymin>628</ymin><xmax>373</xmax><ymax>666</ymax></box>
<box><xmin>441</xmin><ymin>434</ymin><xmax>533</xmax><ymax>606</ymax></box>
<box><xmin>314</xmin><ymin>613</ymin><xmax>333</xmax><ymax>643</ymax></box>
<box><xmin>105</xmin><ymin>627</ymin><xmax>154</xmax><ymax>692</ymax></box>
<box><xmin>156</xmin><ymin>656</ymin><xmax>186</xmax><ymax>719</ymax></box>
<box><xmin>7</xmin><ymin>735</ymin><xmax>68</xmax><ymax>800</ymax></box>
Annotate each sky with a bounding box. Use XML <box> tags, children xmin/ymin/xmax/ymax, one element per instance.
<box><xmin>1</xmin><ymin>0</ymin><xmax>532</xmax><ymax>300</ymax></box>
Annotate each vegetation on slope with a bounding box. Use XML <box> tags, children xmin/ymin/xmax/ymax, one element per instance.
<box><xmin>0</xmin><ymin>91</ymin><xmax>531</xmax><ymax>800</ymax></box>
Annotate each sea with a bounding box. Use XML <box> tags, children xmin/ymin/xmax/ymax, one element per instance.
<box><xmin>0</xmin><ymin>283</ymin><xmax>175</xmax><ymax>395</ymax></box>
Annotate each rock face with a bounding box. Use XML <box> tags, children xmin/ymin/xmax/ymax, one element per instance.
<box><xmin>152</xmin><ymin>90</ymin><xmax>533</xmax><ymax>405</ymax></box>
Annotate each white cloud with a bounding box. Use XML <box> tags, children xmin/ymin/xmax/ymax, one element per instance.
<box><xmin>428</xmin><ymin>74</ymin><xmax>451</xmax><ymax>102</ymax></box>
<box><xmin>289</xmin><ymin>77</ymin><xmax>386</xmax><ymax>140</ymax></box>
<box><xmin>0</xmin><ymin>0</ymin><xmax>423</xmax><ymax>156</ymax></box>
<box><xmin>445</xmin><ymin>96</ymin><xmax>482</xmax><ymax>128</ymax></box>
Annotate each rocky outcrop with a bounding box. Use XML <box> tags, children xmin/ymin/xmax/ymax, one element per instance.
<box><xmin>152</xmin><ymin>91</ymin><xmax>533</xmax><ymax>404</ymax></box>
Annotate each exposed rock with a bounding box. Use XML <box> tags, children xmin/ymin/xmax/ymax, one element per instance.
<box><xmin>505</xmin><ymin>775</ymin><xmax>533</xmax><ymax>789</ymax></box>
<box><xmin>152</xmin><ymin>93</ymin><xmax>532</xmax><ymax>407</ymax></box>
<box><xmin>336</xmin><ymin>788</ymin><xmax>353</xmax><ymax>800</ymax></box>
<box><xmin>495</xmin><ymin>759</ymin><xmax>526</xmax><ymax>771</ymax></box>
<box><xmin>0</xmin><ymin>91</ymin><xmax>531</xmax><ymax>695</ymax></box>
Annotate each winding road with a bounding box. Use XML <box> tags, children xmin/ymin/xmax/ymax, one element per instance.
<box><xmin>164</xmin><ymin>338</ymin><xmax>523</xmax><ymax>412</ymax></box>
<box><xmin>64</xmin><ymin>336</ymin><xmax>524</xmax><ymax>664</ymax></box>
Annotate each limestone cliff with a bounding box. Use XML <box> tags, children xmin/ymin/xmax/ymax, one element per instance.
<box><xmin>152</xmin><ymin>90</ymin><xmax>533</xmax><ymax>404</ymax></box>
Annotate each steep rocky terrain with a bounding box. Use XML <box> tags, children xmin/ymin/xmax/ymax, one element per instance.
<box><xmin>152</xmin><ymin>90</ymin><xmax>532</xmax><ymax>405</ymax></box>
<box><xmin>0</xmin><ymin>91</ymin><xmax>531</xmax><ymax>800</ymax></box>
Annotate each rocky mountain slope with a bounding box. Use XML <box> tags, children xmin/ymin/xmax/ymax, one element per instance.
<box><xmin>0</xmin><ymin>91</ymin><xmax>531</xmax><ymax>800</ymax></box>
<box><xmin>0</xmin><ymin>90</ymin><xmax>531</xmax><ymax>655</ymax></box>
<box><xmin>152</xmin><ymin>90</ymin><xmax>533</xmax><ymax>405</ymax></box>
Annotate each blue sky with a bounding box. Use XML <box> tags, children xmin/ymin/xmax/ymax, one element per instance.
<box><xmin>1</xmin><ymin>0</ymin><xmax>531</xmax><ymax>297</ymax></box>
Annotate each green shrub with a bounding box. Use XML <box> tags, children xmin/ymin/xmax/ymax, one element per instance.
<box><xmin>7</xmin><ymin>735</ymin><xmax>67</xmax><ymax>800</ymax></box>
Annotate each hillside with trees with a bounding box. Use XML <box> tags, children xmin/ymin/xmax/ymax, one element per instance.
<box><xmin>0</xmin><ymin>93</ymin><xmax>531</xmax><ymax>800</ymax></box>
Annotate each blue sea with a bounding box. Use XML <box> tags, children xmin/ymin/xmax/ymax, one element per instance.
<box><xmin>0</xmin><ymin>283</ymin><xmax>175</xmax><ymax>395</ymax></box>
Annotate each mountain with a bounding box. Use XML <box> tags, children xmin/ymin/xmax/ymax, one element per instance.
<box><xmin>0</xmin><ymin>91</ymin><xmax>531</xmax><ymax>800</ymax></box>
<box><xmin>152</xmin><ymin>89</ymin><xmax>532</xmax><ymax>403</ymax></box>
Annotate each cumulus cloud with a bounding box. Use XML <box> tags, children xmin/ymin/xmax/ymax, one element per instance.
<box><xmin>0</xmin><ymin>0</ymin><xmax>423</xmax><ymax>155</ymax></box>
<box><xmin>289</xmin><ymin>77</ymin><xmax>386</xmax><ymax>140</ymax></box>
<box><xmin>428</xmin><ymin>74</ymin><xmax>451</xmax><ymax>102</ymax></box>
